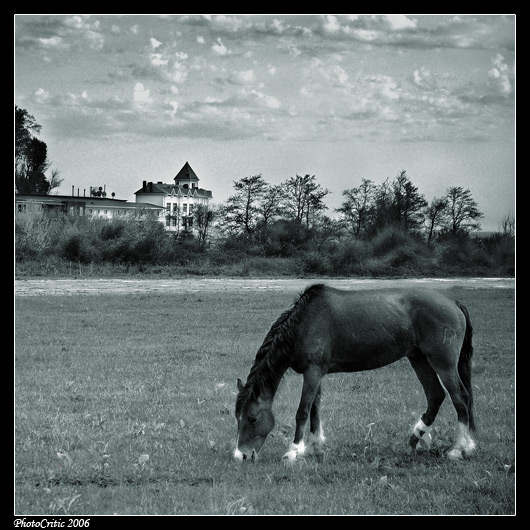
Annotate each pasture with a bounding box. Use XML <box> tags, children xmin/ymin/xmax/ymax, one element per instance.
<box><xmin>14</xmin><ymin>280</ymin><xmax>515</xmax><ymax>515</ymax></box>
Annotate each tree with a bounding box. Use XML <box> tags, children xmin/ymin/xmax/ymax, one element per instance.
<box><xmin>424</xmin><ymin>197</ymin><xmax>448</xmax><ymax>243</ymax></box>
<box><xmin>194</xmin><ymin>203</ymin><xmax>215</xmax><ymax>248</ymax></box>
<box><xmin>499</xmin><ymin>213</ymin><xmax>515</xmax><ymax>237</ymax></box>
<box><xmin>371</xmin><ymin>177</ymin><xmax>394</xmax><ymax>233</ymax></box>
<box><xmin>443</xmin><ymin>186</ymin><xmax>483</xmax><ymax>235</ymax></box>
<box><xmin>256</xmin><ymin>184</ymin><xmax>283</xmax><ymax>230</ymax></box>
<box><xmin>15</xmin><ymin>105</ymin><xmax>62</xmax><ymax>194</ymax></box>
<box><xmin>221</xmin><ymin>175</ymin><xmax>270</xmax><ymax>235</ymax></box>
<box><xmin>337</xmin><ymin>178</ymin><xmax>376</xmax><ymax>237</ymax></box>
<box><xmin>391</xmin><ymin>171</ymin><xmax>427</xmax><ymax>232</ymax></box>
<box><xmin>282</xmin><ymin>174</ymin><xmax>329</xmax><ymax>228</ymax></box>
<box><xmin>16</xmin><ymin>106</ymin><xmax>41</xmax><ymax>163</ymax></box>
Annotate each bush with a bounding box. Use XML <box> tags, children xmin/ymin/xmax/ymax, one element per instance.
<box><xmin>329</xmin><ymin>239</ymin><xmax>369</xmax><ymax>275</ymax></box>
<box><xmin>15</xmin><ymin>212</ymin><xmax>514</xmax><ymax>278</ymax></box>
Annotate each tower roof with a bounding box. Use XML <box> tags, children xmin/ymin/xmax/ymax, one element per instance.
<box><xmin>174</xmin><ymin>161</ymin><xmax>199</xmax><ymax>182</ymax></box>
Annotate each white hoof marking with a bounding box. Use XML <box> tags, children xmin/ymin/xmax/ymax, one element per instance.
<box><xmin>282</xmin><ymin>441</ymin><xmax>306</xmax><ymax>463</ymax></box>
<box><xmin>412</xmin><ymin>419</ymin><xmax>433</xmax><ymax>450</ymax></box>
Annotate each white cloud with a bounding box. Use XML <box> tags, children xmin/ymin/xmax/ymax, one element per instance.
<box><xmin>171</xmin><ymin>60</ymin><xmax>188</xmax><ymax>84</ymax></box>
<box><xmin>37</xmin><ymin>36</ymin><xmax>64</xmax><ymax>49</ymax></box>
<box><xmin>488</xmin><ymin>54</ymin><xmax>513</xmax><ymax>96</ymax></box>
<box><xmin>150</xmin><ymin>37</ymin><xmax>162</xmax><ymax>49</ymax></box>
<box><xmin>167</xmin><ymin>100</ymin><xmax>179</xmax><ymax>118</ymax></box>
<box><xmin>35</xmin><ymin>87</ymin><xmax>50</xmax><ymax>103</ymax></box>
<box><xmin>412</xmin><ymin>67</ymin><xmax>437</xmax><ymax>91</ymax></box>
<box><xmin>322</xmin><ymin>15</ymin><xmax>342</xmax><ymax>34</ymax></box>
<box><xmin>64</xmin><ymin>15</ymin><xmax>104</xmax><ymax>50</ymax></box>
<box><xmin>212</xmin><ymin>37</ymin><xmax>229</xmax><ymax>56</ymax></box>
<box><xmin>133</xmin><ymin>82</ymin><xmax>152</xmax><ymax>104</ymax></box>
<box><xmin>244</xmin><ymin>88</ymin><xmax>281</xmax><ymax>109</ymax></box>
<box><xmin>150</xmin><ymin>53</ymin><xmax>168</xmax><ymax>67</ymax></box>
<box><xmin>385</xmin><ymin>15</ymin><xmax>416</xmax><ymax>31</ymax></box>
<box><xmin>238</xmin><ymin>69</ymin><xmax>255</xmax><ymax>84</ymax></box>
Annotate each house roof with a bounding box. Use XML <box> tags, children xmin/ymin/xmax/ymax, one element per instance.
<box><xmin>174</xmin><ymin>161</ymin><xmax>199</xmax><ymax>182</ymax></box>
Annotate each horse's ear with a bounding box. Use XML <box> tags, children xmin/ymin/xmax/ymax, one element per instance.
<box><xmin>237</xmin><ymin>378</ymin><xmax>244</xmax><ymax>391</ymax></box>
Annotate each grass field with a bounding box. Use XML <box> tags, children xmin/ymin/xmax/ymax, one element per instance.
<box><xmin>14</xmin><ymin>282</ymin><xmax>515</xmax><ymax>515</ymax></box>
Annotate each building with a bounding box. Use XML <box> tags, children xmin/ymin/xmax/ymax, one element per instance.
<box><xmin>134</xmin><ymin>162</ymin><xmax>213</xmax><ymax>231</ymax></box>
<box><xmin>15</xmin><ymin>190</ymin><xmax>163</xmax><ymax>220</ymax></box>
<box><xmin>15</xmin><ymin>162</ymin><xmax>211</xmax><ymax>231</ymax></box>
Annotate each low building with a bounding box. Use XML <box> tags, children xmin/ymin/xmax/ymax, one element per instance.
<box><xmin>134</xmin><ymin>162</ymin><xmax>213</xmax><ymax>231</ymax></box>
<box><xmin>15</xmin><ymin>191</ymin><xmax>163</xmax><ymax>220</ymax></box>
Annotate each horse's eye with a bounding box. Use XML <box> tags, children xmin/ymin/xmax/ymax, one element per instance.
<box><xmin>248</xmin><ymin>415</ymin><xmax>258</xmax><ymax>424</ymax></box>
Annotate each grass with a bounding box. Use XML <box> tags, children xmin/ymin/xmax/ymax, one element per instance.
<box><xmin>14</xmin><ymin>285</ymin><xmax>515</xmax><ymax>515</ymax></box>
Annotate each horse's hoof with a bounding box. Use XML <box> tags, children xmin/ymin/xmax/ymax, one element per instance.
<box><xmin>447</xmin><ymin>448</ymin><xmax>463</xmax><ymax>461</ymax></box>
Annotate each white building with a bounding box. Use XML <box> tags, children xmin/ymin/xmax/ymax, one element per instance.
<box><xmin>134</xmin><ymin>162</ymin><xmax>213</xmax><ymax>231</ymax></box>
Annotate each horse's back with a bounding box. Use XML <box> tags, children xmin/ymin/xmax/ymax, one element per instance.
<box><xmin>296</xmin><ymin>285</ymin><xmax>465</xmax><ymax>373</ymax></box>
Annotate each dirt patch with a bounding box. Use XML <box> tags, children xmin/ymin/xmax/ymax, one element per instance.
<box><xmin>14</xmin><ymin>277</ymin><xmax>514</xmax><ymax>297</ymax></box>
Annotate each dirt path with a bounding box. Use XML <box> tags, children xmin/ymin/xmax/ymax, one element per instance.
<box><xmin>14</xmin><ymin>277</ymin><xmax>514</xmax><ymax>297</ymax></box>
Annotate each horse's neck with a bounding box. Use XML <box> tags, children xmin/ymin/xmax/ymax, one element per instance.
<box><xmin>255</xmin><ymin>346</ymin><xmax>290</xmax><ymax>400</ymax></box>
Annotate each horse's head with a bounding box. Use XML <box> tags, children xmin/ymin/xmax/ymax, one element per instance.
<box><xmin>234</xmin><ymin>378</ymin><xmax>275</xmax><ymax>461</ymax></box>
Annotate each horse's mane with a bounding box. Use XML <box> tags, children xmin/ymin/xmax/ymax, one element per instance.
<box><xmin>236</xmin><ymin>284</ymin><xmax>326</xmax><ymax>411</ymax></box>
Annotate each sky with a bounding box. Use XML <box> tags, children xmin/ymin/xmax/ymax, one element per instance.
<box><xmin>15</xmin><ymin>14</ymin><xmax>515</xmax><ymax>231</ymax></box>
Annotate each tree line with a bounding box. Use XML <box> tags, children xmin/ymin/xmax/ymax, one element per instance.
<box><xmin>211</xmin><ymin>171</ymin><xmax>487</xmax><ymax>245</ymax></box>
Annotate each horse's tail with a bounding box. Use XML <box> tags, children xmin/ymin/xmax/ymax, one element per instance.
<box><xmin>455</xmin><ymin>299</ymin><xmax>476</xmax><ymax>433</ymax></box>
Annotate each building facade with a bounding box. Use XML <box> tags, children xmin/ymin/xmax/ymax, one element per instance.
<box><xmin>15</xmin><ymin>192</ymin><xmax>163</xmax><ymax>220</ymax></box>
<box><xmin>15</xmin><ymin>162</ymin><xmax>211</xmax><ymax>232</ymax></box>
<box><xmin>134</xmin><ymin>162</ymin><xmax>213</xmax><ymax>231</ymax></box>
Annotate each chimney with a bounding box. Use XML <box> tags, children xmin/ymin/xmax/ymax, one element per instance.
<box><xmin>72</xmin><ymin>185</ymin><xmax>75</xmax><ymax>197</ymax></box>
<box><xmin>142</xmin><ymin>180</ymin><xmax>147</xmax><ymax>191</ymax></box>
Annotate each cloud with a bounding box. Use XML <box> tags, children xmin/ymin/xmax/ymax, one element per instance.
<box><xmin>16</xmin><ymin>15</ymin><xmax>513</xmax><ymax>146</ymax></box>
<box><xmin>488</xmin><ymin>53</ymin><xmax>513</xmax><ymax>96</ymax></box>
<box><xmin>243</xmin><ymin>88</ymin><xmax>281</xmax><ymax>109</ymax></box>
<box><xmin>133</xmin><ymin>82</ymin><xmax>152</xmax><ymax>105</ymax></box>
<box><xmin>212</xmin><ymin>37</ymin><xmax>229</xmax><ymax>55</ymax></box>
<box><xmin>237</xmin><ymin>69</ymin><xmax>255</xmax><ymax>84</ymax></box>
<box><xmin>386</xmin><ymin>15</ymin><xmax>417</xmax><ymax>30</ymax></box>
<box><xmin>412</xmin><ymin>67</ymin><xmax>438</xmax><ymax>91</ymax></box>
<box><xmin>150</xmin><ymin>37</ymin><xmax>162</xmax><ymax>49</ymax></box>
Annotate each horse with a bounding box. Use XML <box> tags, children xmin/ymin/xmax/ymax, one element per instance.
<box><xmin>234</xmin><ymin>283</ymin><xmax>476</xmax><ymax>463</ymax></box>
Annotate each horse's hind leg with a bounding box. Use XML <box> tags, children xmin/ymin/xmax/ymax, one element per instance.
<box><xmin>435</xmin><ymin>367</ymin><xmax>476</xmax><ymax>460</ymax></box>
<box><xmin>409</xmin><ymin>352</ymin><xmax>446</xmax><ymax>450</ymax></box>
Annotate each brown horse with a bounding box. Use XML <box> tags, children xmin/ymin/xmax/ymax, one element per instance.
<box><xmin>235</xmin><ymin>284</ymin><xmax>476</xmax><ymax>463</ymax></box>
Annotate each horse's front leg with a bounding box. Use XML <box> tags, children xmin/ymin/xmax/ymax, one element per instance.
<box><xmin>307</xmin><ymin>383</ymin><xmax>326</xmax><ymax>455</ymax></box>
<box><xmin>283</xmin><ymin>367</ymin><xmax>322</xmax><ymax>463</ymax></box>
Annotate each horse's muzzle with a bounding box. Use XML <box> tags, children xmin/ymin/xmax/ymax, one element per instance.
<box><xmin>234</xmin><ymin>447</ymin><xmax>258</xmax><ymax>462</ymax></box>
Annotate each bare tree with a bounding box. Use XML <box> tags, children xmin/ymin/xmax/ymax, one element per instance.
<box><xmin>194</xmin><ymin>203</ymin><xmax>215</xmax><ymax>248</ymax></box>
<box><xmin>257</xmin><ymin>184</ymin><xmax>283</xmax><ymax>229</ymax></box>
<box><xmin>337</xmin><ymin>178</ymin><xmax>376</xmax><ymax>236</ymax></box>
<box><xmin>424</xmin><ymin>197</ymin><xmax>448</xmax><ymax>243</ymax></box>
<box><xmin>444</xmin><ymin>186</ymin><xmax>483</xmax><ymax>235</ymax></box>
<box><xmin>282</xmin><ymin>174</ymin><xmax>329</xmax><ymax>228</ymax></box>
<box><xmin>499</xmin><ymin>213</ymin><xmax>515</xmax><ymax>237</ymax></box>
<box><xmin>222</xmin><ymin>175</ymin><xmax>269</xmax><ymax>234</ymax></box>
